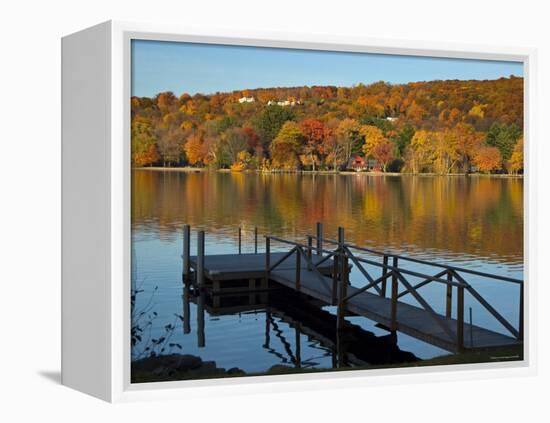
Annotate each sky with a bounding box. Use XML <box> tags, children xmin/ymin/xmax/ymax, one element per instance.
<box><xmin>131</xmin><ymin>39</ymin><xmax>523</xmax><ymax>98</ymax></box>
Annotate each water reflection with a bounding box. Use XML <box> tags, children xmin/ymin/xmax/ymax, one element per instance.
<box><xmin>132</xmin><ymin>170</ymin><xmax>523</xmax><ymax>266</ymax></box>
<box><xmin>132</xmin><ymin>283</ymin><xmax>423</xmax><ymax>383</ymax></box>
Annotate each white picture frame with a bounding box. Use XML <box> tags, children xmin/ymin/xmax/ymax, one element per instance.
<box><xmin>61</xmin><ymin>20</ymin><xmax>537</xmax><ymax>403</ymax></box>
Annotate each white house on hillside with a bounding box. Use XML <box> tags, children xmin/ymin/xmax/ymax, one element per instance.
<box><xmin>267</xmin><ymin>99</ymin><xmax>302</xmax><ymax>106</ymax></box>
<box><xmin>238</xmin><ymin>96</ymin><xmax>255</xmax><ymax>103</ymax></box>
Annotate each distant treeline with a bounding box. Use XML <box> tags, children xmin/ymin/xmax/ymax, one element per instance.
<box><xmin>131</xmin><ymin>77</ymin><xmax>524</xmax><ymax>174</ymax></box>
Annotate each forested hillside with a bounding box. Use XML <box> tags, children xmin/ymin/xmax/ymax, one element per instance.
<box><xmin>131</xmin><ymin>76</ymin><xmax>524</xmax><ymax>173</ymax></box>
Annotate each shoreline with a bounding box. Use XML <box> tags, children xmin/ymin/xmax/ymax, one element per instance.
<box><xmin>133</xmin><ymin>167</ymin><xmax>523</xmax><ymax>178</ymax></box>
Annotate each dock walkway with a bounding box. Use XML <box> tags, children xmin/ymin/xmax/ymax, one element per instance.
<box><xmin>183</xmin><ymin>223</ymin><xmax>523</xmax><ymax>353</ymax></box>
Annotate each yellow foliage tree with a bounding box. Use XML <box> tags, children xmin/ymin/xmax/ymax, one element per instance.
<box><xmin>508</xmin><ymin>137</ymin><xmax>524</xmax><ymax>174</ymax></box>
<box><xmin>360</xmin><ymin>125</ymin><xmax>386</xmax><ymax>157</ymax></box>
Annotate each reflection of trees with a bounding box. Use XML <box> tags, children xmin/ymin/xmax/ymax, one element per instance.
<box><xmin>131</xmin><ymin>170</ymin><xmax>523</xmax><ymax>262</ymax></box>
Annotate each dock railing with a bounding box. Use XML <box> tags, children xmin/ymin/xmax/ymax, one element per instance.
<box><xmin>265</xmin><ymin>223</ymin><xmax>523</xmax><ymax>351</ymax></box>
<box><xmin>265</xmin><ymin>234</ymin><xmax>336</xmax><ymax>296</ymax></box>
<box><xmin>238</xmin><ymin>226</ymin><xmax>259</xmax><ymax>254</ymax></box>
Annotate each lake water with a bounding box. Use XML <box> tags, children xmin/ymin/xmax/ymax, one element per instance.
<box><xmin>131</xmin><ymin>170</ymin><xmax>523</xmax><ymax>380</ymax></box>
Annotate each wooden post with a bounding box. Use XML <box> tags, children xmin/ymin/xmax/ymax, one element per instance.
<box><xmin>182</xmin><ymin>224</ymin><xmax>190</xmax><ymax>282</ymax></box>
<box><xmin>238</xmin><ymin>227</ymin><xmax>242</xmax><ymax>255</ymax></box>
<box><xmin>446</xmin><ymin>270</ymin><xmax>453</xmax><ymax>318</ymax></box>
<box><xmin>316</xmin><ymin>222</ymin><xmax>323</xmax><ymax>256</ymax></box>
<box><xmin>380</xmin><ymin>255</ymin><xmax>389</xmax><ymax>297</ymax></box>
<box><xmin>390</xmin><ymin>256</ymin><xmax>399</xmax><ymax>331</ymax></box>
<box><xmin>254</xmin><ymin>227</ymin><xmax>258</xmax><ymax>254</ymax></box>
<box><xmin>457</xmin><ymin>284</ymin><xmax>464</xmax><ymax>351</ymax></box>
<box><xmin>337</xmin><ymin>227</ymin><xmax>347</xmax><ymax>331</ymax></box>
<box><xmin>519</xmin><ymin>282</ymin><xmax>524</xmax><ymax>341</ymax></box>
<box><xmin>332</xmin><ymin>249</ymin><xmax>339</xmax><ymax>305</ymax></box>
<box><xmin>295</xmin><ymin>247</ymin><xmax>301</xmax><ymax>291</ymax></box>
<box><xmin>197</xmin><ymin>230</ymin><xmax>205</xmax><ymax>288</ymax></box>
<box><xmin>307</xmin><ymin>235</ymin><xmax>313</xmax><ymax>271</ymax></box>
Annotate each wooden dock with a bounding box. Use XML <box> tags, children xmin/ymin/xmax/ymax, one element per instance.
<box><xmin>183</xmin><ymin>223</ymin><xmax>524</xmax><ymax>353</ymax></box>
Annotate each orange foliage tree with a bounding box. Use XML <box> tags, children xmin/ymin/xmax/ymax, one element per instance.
<box><xmin>299</xmin><ymin>118</ymin><xmax>325</xmax><ymax>171</ymax></box>
<box><xmin>371</xmin><ymin>139</ymin><xmax>395</xmax><ymax>172</ymax></box>
<box><xmin>473</xmin><ymin>146</ymin><xmax>502</xmax><ymax>173</ymax></box>
<box><xmin>184</xmin><ymin>132</ymin><xmax>206</xmax><ymax>166</ymax></box>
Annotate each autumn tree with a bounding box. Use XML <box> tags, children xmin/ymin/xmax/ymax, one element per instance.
<box><xmin>406</xmin><ymin>100</ymin><xmax>427</xmax><ymax>122</ymax></box>
<box><xmin>322</xmin><ymin>120</ymin><xmax>347</xmax><ymax>170</ymax></box>
<box><xmin>371</xmin><ymin>139</ymin><xmax>395</xmax><ymax>172</ymax></box>
<box><xmin>270</xmin><ymin>122</ymin><xmax>304</xmax><ymax>169</ymax></box>
<box><xmin>299</xmin><ymin>119</ymin><xmax>325</xmax><ymax>171</ymax></box>
<box><xmin>431</xmin><ymin>131</ymin><xmax>457</xmax><ymax>174</ymax></box>
<box><xmin>361</xmin><ymin>125</ymin><xmax>387</xmax><ymax>158</ymax></box>
<box><xmin>241</xmin><ymin>126</ymin><xmax>260</xmax><ymax>150</ymax></box>
<box><xmin>156</xmin><ymin>91</ymin><xmax>178</xmax><ymax>113</ymax></box>
<box><xmin>407</xmin><ymin>130</ymin><xmax>438</xmax><ymax>173</ymax></box>
<box><xmin>444</xmin><ymin>123</ymin><xmax>484</xmax><ymax>173</ymax></box>
<box><xmin>131</xmin><ymin>118</ymin><xmax>159</xmax><ymax>167</ymax></box>
<box><xmin>473</xmin><ymin>146</ymin><xmax>502</xmax><ymax>173</ymax></box>
<box><xmin>335</xmin><ymin>119</ymin><xmax>361</xmax><ymax>165</ymax></box>
<box><xmin>155</xmin><ymin>125</ymin><xmax>184</xmax><ymax>167</ymax></box>
<box><xmin>508</xmin><ymin>137</ymin><xmax>524</xmax><ymax>174</ymax></box>
<box><xmin>202</xmin><ymin>135</ymin><xmax>224</xmax><ymax>168</ymax></box>
<box><xmin>184</xmin><ymin>132</ymin><xmax>207</xmax><ymax>166</ymax></box>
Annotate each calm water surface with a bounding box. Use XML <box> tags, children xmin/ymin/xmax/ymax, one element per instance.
<box><xmin>131</xmin><ymin>170</ymin><xmax>523</xmax><ymax>376</ymax></box>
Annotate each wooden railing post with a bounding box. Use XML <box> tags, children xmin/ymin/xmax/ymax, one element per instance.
<box><xmin>337</xmin><ymin>227</ymin><xmax>347</xmax><ymax>331</ymax></box>
<box><xmin>332</xmin><ymin>249</ymin><xmax>339</xmax><ymax>305</ymax></box>
<box><xmin>390</xmin><ymin>256</ymin><xmax>399</xmax><ymax>331</ymax></box>
<box><xmin>295</xmin><ymin>247</ymin><xmax>301</xmax><ymax>291</ymax></box>
<box><xmin>316</xmin><ymin>222</ymin><xmax>323</xmax><ymax>256</ymax></box>
<box><xmin>307</xmin><ymin>235</ymin><xmax>313</xmax><ymax>271</ymax></box>
<box><xmin>457</xmin><ymin>283</ymin><xmax>464</xmax><ymax>351</ymax></box>
<box><xmin>197</xmin><ymin>230</ymin><xmax>205</xmax><ymax>288</ymax></box>
<box><xmin>380</xmin><ymin>255</ymin><xmax>389</xmax><ymax>297</ymax></box>
<box><xmin>254</xmin><ymin>227</ymin><xmax>258</xmax><ymax>254</ymax></box>
<box><xmin>265</xmin><ymin>237</ymin><xmax>270</xmax><ymax>284</ymax></box>
<box><xmin>446</xmin><ymin>270</ymin><xmax>453</xmax><ymax>318</ymax></box>
<box><xmin>238</xmin><ymin>227</ymin><xmax>242</xmax><ymax>255</ymax></box>
<box><xmin>182</xmin><ymin>224</ymin><xmax>190</xmax><ymax>282</ymax></box>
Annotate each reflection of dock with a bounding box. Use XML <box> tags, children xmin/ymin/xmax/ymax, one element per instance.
<box><xmin>183</xmin><ymin>223</ymin><xmax>524</xmax><ymax>353</ymax></box>
<box><xmin>184</xmin><ymin>286</ymin><xmax>419</xmax><ymax>367</ymax></box>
